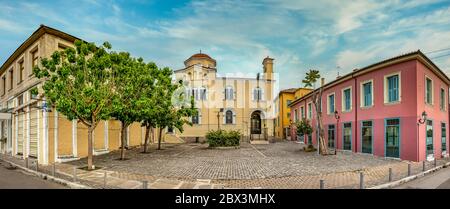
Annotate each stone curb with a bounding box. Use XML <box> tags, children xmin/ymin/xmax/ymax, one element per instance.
<box><xmin>368</xmin><ymin>161</ymin><xmax>450</xmax><ymax>189</ymax></box>
<box><xmin>0</xmin><ymin>158</ymin><xmax>91</xmax><ymax>189</ymax></box>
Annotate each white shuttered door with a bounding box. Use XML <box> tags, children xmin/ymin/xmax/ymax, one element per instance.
<box><xmin>29</xmin><ymin>110</ymin><xmax>38</xmax><ymax>157</ymax></box>
<box><xmin>17</xmin><ymin>113</ymin><xmax>24</xmax><ymax>154</ymax></box>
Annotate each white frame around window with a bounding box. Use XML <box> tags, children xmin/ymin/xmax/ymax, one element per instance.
<box><xmin>440</xmin><ymin>86</ymin><xmax>446</xmax><ymax>111</ymax></box>
<box><xmin>253</xmin><ymin>87</ymin><xmax>264</xmax><ymax>101</ymax></box>
<box><xmin>294</xmin><ymin>109</ymin><xmax>298</xmax><ymax>122</ymax></box>
<box><xmin>341</xmin><ymin>86</ymin><xmax>352</xmax><ymax>112</ymax></box>
<box><xmin>327</xmin><ymin>92</ymin><xmax>335</xmax><ymax>115</ymax></box>
<box><xmin>425</xmin><ymin>75</ymin><xmax>434</xmax><ymax>105</ymax></box>
<box><xmin>383</xmin><ymin>71</ymin><xmax>402</xmax><ymax>104</ymax></box>
<box><xmin>199</xmin><ymin>86</ymin><xmax>207</xmax><ymax>100</ymax></box>
<box><xmin>192</xmin><ymin>109</ymin><xmax>202</xmax><ymax>124</ymax></box>
<box><xmin>307</xmin><ymin>102</ymin><xmax>312</xmax><ymax>119</ymax></box>
<box><xmin>360</xmin><ymin>79</ymin><xmax>374</xmax><ymax>108</ymax></box>
<box><xmin>300</xmin><ymin>106</ymin><xmax>305</xmax><ymax>120</ymax></box>
<box><xmin>225</xmin><ymin>85</ymin><xmax>234</xmax><ymax>100</ymax></box>
<box><xmin>223</xmin><ymin>109</ymin><xmax>236</xmax><ymax>124</ymax></box>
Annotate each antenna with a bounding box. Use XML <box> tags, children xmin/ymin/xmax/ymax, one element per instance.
<box><xmin>336</xmin><ymin>66</ymin><xmax>341</xmax><ymax>77</ymax></box>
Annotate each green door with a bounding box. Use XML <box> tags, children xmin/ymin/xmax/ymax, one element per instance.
<box><xmin>385</xmin><ymin>119</ymin><xmax>400</xmax><ymax>158</ymax></box>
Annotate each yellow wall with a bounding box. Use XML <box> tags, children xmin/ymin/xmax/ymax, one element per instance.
<box><xmin>108</xmin><ymin>120</ymin><xmax>121</xmax><ymax>151</ymax></box>
<box><xmin>276</xmin><ymin>92</ymin><xmax>294</xmax><ymax>139</ymax></box>
<box><xmin>57</xmin><ymin>115</ymin><xmax>73</xmax><ymax>156</ymax></box>
<box><xmin>129</xmin><ymin>122</ymin><xmax>142</xmax><ymax>147</ymax></box>
<box><xmin>94</xmin><ymin>121</ymin><xmax>105</xmax><ymax>150</ymax></box>
<box><xmin>275</xmin><ymin>88</ymin><xmax>312</xmax><ymax>139</ymax></box>
<box><xmin>294</xmin><ymin>88</ymin><xmax>311</xmax><ymax>100</ymax></box>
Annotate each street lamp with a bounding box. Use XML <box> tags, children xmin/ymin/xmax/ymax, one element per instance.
<box><xmin>217</xmin><ymin>108</ymin><xmax>224</xmax><ymax>130</ymax></box>
<box><xmin>417</xmin><ymin>111</ymin><xmax>427</xmax><ymax>161</ymax></box>
<box><xmin>334</xmin><ymin>110</ymin><xmax>340</xmax><ymax>155</ymax></box>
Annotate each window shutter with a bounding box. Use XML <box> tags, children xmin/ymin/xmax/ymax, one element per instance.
<box><xmin>252</xmin><ymin>89</ymin><xmax>255</xmax><ymax>101</ymax></box>
<box><xmin>261</xmin><ymin>89</ymin><xmax>265</xmax><ymax>101</ymax></box>
<box><xmin>223</xmin><ymin>111</ymin><xmax>226</xmax><ymax>124</ymax></box>
<box><xmin>233</xmin><ymin>112</ymin><xmax>236</xmax><ymax>124</ymax></box>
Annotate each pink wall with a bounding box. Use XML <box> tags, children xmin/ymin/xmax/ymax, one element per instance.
<box><xmin>290</xmin><ymin>59</ymin><xmax>449</xmax><ymax>162</ymax></box>
<box><xmin>416</xmin><ymin>61</ymin><xmax>449</xmax><ymax>161</ymax></box>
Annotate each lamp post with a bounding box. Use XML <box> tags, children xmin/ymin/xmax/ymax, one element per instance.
<box><xmin>334</xmin><ymin>110</ymin><xmax>340</xmax><ymax>155</ymax></box>
<box><xmin>289</xmin><ymin>119</ymin><xmax>293</xmax><ymax>142</ymax></box>
<box><xmin>217</xmin><ymin>108</ymin><xmax>224</xmax><ymax>130</ymax></box>
<box><xmin>417</xmin><ymin>111</ymin><xmax>427</xmax><ymax>162</ymax></box>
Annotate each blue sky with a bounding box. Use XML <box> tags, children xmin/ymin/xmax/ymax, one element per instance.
<box><xmin>1</xmin><ymin>0</ymin><xmax>450</xmax><ymax>90</ymax></box>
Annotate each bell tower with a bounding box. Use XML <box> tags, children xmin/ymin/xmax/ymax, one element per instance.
<box><xmin>262</xmin><ymin>56</ymin><xmax>274</xmax><ymax>81</ymax></box>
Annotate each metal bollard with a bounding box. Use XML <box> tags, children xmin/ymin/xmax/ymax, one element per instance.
<box><xmin>434</xmin><ymin>158</ymin><xmax>437</xmax><ymax>167</ymax></box>
<box><xmin>52</xmin><ymin>163</ymin><xmax>56</xmax><ymax>176</ymax></box>
<box><xmin>103</xmin><ymin>171</ymin><xmax>107</xmax><ymax>188</ymax></box>
<box><xmin>73</xmin><ymin>167</ymin><xmax>77</xmax><ymax>182</ymax></box>
<box><xmin>319</xmin><ymin>180</ymin><xmax>324</xmax><ymax>189</ymax></box>
<box><xmin>25</xmin><ymin>158</ymin><xmax>28</xmax><ymax>168</ymax></box>
<box><xmin>142</xmin><ymin>180</ymin><xmax>148</xmax><ymax>189</ymax></box>
<box><xmin>35</xmin><ymin>161</ymin><xmax>38</xmax><ymax>172</ymax></box>
<box><xmin>407</xmin><ymin>164</ymin><xmax>411</xmax><ymax>176</ymax></box>
<box><xmin>359</xmin><ymin>172</ymin><xmax>364</xmax><ymax>189</ymax></box>
<box><xmin>388</xmin><ymin>168</ymin><xmax>392</xmax><ymax>182</ymax></box>
<box><xmin>423</xmin><ymin>161</ymin><xmax>426</xmax><ymax>171</ymax></box>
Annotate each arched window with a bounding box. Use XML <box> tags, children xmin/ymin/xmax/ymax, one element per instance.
<box><xmin>223</xmin><ymin>109</ymin><xmax>235</xmax><ymax>124</ymax></box>
<box><xmin>192</xmin><ymin>109</ymin><xmax>201</xmax><ymax>124</ymax></box>
<box><xmin>225</xmin><ymin>110</ymin><xmax>233</xmax><ymax>124</ymax></box>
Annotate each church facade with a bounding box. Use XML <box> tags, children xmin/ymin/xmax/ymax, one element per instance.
<box><xmin>171</xmin><ymin>53</ymin><xmax>277</xmax><ymax>142</ymax></box>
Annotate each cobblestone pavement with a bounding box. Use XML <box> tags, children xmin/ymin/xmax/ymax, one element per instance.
<box><xmin>65</xmin><ymin>141</ymin><xmax>450</xmax><ymax>188</ymax></box>
<box><xmin>3</xmin><ymin>141</ymin><xmax>448</xmax><ymax>189</ymax></box>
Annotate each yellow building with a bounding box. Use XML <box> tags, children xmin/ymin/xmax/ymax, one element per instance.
<box><xmin>274</xmin><ymin>87</ymin><xmax>311</xmax><ymax>140</ymax></box>
<box><xmin>0</xmin><ymin>25</ymin><xmax>147</xmax><ymax>165</ymax></box>
<box><xmin>170</xmin><ymin>53</ymin><xmax>277</xmax><ymax>142</ymax></box>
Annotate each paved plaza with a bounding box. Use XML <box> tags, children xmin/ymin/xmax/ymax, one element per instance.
<box><xmin>65</xmin><ymin>141</ymin><xmax>438</xmax><ymax>188</ymax></box>
<box><xmin>3</xmin><ymin>141</ymin><xmax>447</xmax><ymax>189</ymax></box>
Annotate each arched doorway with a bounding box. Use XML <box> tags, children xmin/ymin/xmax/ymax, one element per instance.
<box><xmin>251</xmin><ymin>111</ymin><xmax>262</xmax><ymax>134</ymax></box>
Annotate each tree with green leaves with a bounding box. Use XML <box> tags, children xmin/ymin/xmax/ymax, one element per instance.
<box><xmin>138</xmin><ymin>65</ymin><xmax>159</xmax><ymax>153</ymax></box>
<box><xmin>110</xmin><ymin>53</ymin><xmax>157</xmax><ymax>160</ymax></box>
<box><xmin>302</xmin><ymin>69</ymin><xmax>329</xmax><ymax>155</ymax></box>
<box><xmin>295</xmin><ymin>119</ymin><xmax>313</xmax><ymax>138</ymax></box>
<box><xmin>153</xmin><ymin>68</ymin><xmax>196</xmax><ymax>150</ymax></box>
<box><xmin>33</xmin><ymin>40</ymin><xmax>115</xmax><ymax>170</ymax></box>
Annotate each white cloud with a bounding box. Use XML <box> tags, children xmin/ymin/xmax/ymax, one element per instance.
<box><xmin>0</xmin><ymin>19</ymin><xmax>28</xmax><ymax>33</ymax></box>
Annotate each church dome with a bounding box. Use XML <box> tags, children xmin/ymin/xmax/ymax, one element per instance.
<box><xmin>184</xmin><ymin>52</ymin><xmax>216</xmax><ymax>67</ymax></box>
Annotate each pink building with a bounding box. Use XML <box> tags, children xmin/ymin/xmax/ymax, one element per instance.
<box><xmin>289</xmin><ymin>51</ymin><xmax>450</xmax><ymax>162</ymax></box>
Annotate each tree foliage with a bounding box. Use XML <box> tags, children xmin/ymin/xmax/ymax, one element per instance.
<box><xmin>302</xmin><ymin>69</ymin><xmax>329</xmax><ymax>155</ymax></box>
<box><xmin>33</xmin><ymin>40</ymin><xmax>115</xmax><ymax>169</ymax></box>
<box><xmin>295</xmin><ymin>119</ymin><xmax>313</xmax><ymax>136</ymax></box>
<box><xmin>152</xmin><ymin>70</ymin><xmax>197</xmax><ymax>150</ymax></box>
<box><xmin>110</xmin><ymin>53</ymin><xmax>158</xmax><ymax>159</ymax></box>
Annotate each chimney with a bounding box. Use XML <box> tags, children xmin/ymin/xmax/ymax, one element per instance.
<box><xmin>321</xmin><ymin>78</ymin><xmax>325</xmax><ymax>87</ymax></box>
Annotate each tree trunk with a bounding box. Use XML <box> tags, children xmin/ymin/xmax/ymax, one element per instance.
<box><xmin>317</xmin><ymin>111</ymin><xmax>328</xmax><ymax>155</ymax></box>
<box><xmin>151</xmin><ymin>127</ymin><xmax>154</xmax><ymax>144</ymax></box>
<box><xmin>87</xmin><ymin>126</ymin><xmax>94</xmax><ymax>170</ymax></box>
<box><xmin>157</xmin><ymin>128</ymin><xmax>163</xmax><ymax>150</ymax></box>
<box><xmin>143</xmin><ymin>125</ymin><xmax>150</xmax><ymax>153</ymax></box>
<box><xmin>120</xmin><ymin>122</ymin><xmax>128</xmax><ymax>160</ymax></box>
<box><xmin>313</xmin><ymin>90</ymin><xmax>329</xmax><ymax>155</ymax></box>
